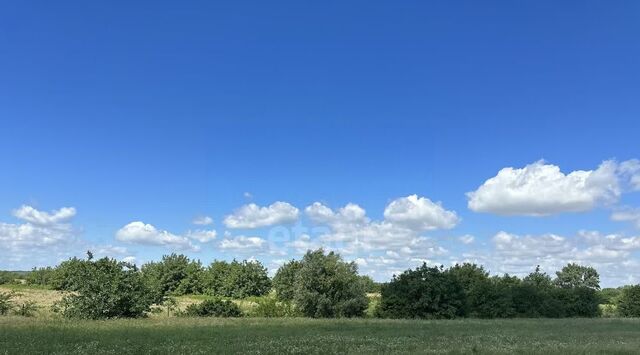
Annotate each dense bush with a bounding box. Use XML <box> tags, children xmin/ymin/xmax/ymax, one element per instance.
<box><xmin>617</xmin><ymin>285</ymin><xmax>640</xmax><ymax>317</ymax></box>
<box><xmin>182</xmin><ymin>299</ymin><xmax>243</xmax><ymax>317</ymax></box>
<box><xmin>55</xmin><ymin>255</ymin><xmax>154</xmax><ymax>319</ymax></box>
<box><xmin>378</xmin><ymin>264</ymin><xmax>465</xmax><ymax>319</ymax></box>
<box><xmin>281</xmin><ymin>249</ymin><xmax>368</xmax><ymax>318</ymax></box>
<box><xmin>203</xmin><ymin>260</ymin><xmax>271</xmax><ymax>298</ymax></box>
<box><xmin>377</xmin><ymin>263</ymin><xmax>601</xmax><ymax>319</ymax></box>
<box><xmin>248</xmin><ymin>297</ymin><xmax>299</xmax><ymax>317</ymax></box>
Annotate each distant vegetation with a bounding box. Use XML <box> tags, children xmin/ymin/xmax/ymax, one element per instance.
<box><xmin>2</xmin><ymin>249</ymin><xmax>640</xmax><ymax>319</ymax></box>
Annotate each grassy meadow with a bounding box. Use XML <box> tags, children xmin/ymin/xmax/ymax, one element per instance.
<box><xmin>1</xmin><ymin>316</ymin><xmax>640</xmax><ymax>354</ymax></box>
<box><xmin>2</xmin><ymin>285</ymin><xmax>640</xmax><ymax>354</ymax></box>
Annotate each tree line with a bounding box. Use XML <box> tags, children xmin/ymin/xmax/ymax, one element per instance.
<box><xmin>1</xmin><ymin>249</ymin><xmax>639</xmax><ymax>319</ymax></box>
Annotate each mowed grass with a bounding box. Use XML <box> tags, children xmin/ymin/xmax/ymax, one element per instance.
<box><xmin>1</xmin><ymin>317</ymin><xmax>639</xmax><ymax>354</ymax></box>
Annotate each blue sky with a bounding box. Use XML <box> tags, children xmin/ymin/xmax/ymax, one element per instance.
<box><xmin>1</xmin><ymin>1</ymin><xmax>639</xmax><ymax>286</ymax></box>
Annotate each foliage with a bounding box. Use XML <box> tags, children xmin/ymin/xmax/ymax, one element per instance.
<box><xmin>181</xmin><ymin>299</ymin><xmax>243</xmax><ymax>317</ymax></box>
<box><xmin>617</xmin><ymin>285</ymin><xmax>640</xmax><ymax>317</ymax></box>
<box><xmin>0</xmin><ymin>291</ymin><xmax>15</xmax><ymax>315</ymax></box>
<box><xmin>358</xmin><ymin>275</ymin><xmax>381</xmax><ymax>293</ymax></box>
<box><xmin>290</xmin><ymin>249</ymin><xmax>368</xmax><ymax>318</ymax></box>
<box><xmin>0</xmin><ymin>271</ymin><xmax>23</xmax><ymax>285</ymax></box>
<box><xmin>141</xmin><ymin>254</ymin><xmax>205</xmax><ymax>303</ymax></box>
<box><xmin>272</xmin><ymin>260</ymin><xmax>302</xmax><ymax>301</ymax></box>
<box><xmin>14</xmin><ymin>301</ymin><xmax>38</xmax><ymax>317</ymax></box>
<box><xmin>554</xmin><ymin>263</ymin><xmax>600</xmax><ymax>290</ymax></box>
<box><xmin>598</xmin><ymin>287</ymin><xmax>623</xmax><ymax>305</ymax></box>
<box><xmin>55</xmin><ymin>256</ymin><xmax>153</xmax><ymax>319</ymax></box>
<box><xmin>248</xmin><ymin>296</ymin><xmax>300</xmax><ymax>317</ymax></box>
<box><xmin>378</xmin><ymin>264</ymin><xmax>465</xmax><ymax>319</ymax></box>
<box><xmin>203</xmin><ymin>260</ymin><xmax>271</xmax><ymax>298</ymax></box>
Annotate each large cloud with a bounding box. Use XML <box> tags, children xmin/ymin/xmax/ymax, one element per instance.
<box><xmin>467</xmin><ymin>160</ymin><xmax>624</xmax><ymax>216</ymax></box>
<box><xmin>223</xmin><ymin>202</ymin><xmax>299</xmax><ymax>229</ymax></box>
<box><xmin>116</xmin><ymin>221</ymin><xmax>199</xmax><ymax>251</ymax></box>
<box><xmin>303</xmin><ymin>195</ymin><xmax>458</xmax><ymax>255</ymax></box>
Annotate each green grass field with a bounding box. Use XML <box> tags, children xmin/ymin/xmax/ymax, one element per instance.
<box><xmin>1</xmin><ymin>317</ymin><xmax>639</xmax><ymax>354</ymax></box>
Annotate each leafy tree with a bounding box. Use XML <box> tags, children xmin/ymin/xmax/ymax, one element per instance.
<box><xmin>204</xmin><ymin>260</ymin><xmax>271</xmax><ymax>298</ymax></box>
<box><xmin>291</xmin><ymin>249</ymin><xmax>368</xmax><ymax>318</ymax></box>
<box><xmin>56</xmin><ymin>257</ymin><xmax>153</xmax><ymax>319</ymax></box>
<box><xmin>49</xmin><ymin>257</ymin><xmax>87</xmax><ymax>290</ymax></box>
<box><xmin>141</xmin><ymin>254</ymin><xmax>205</xmax><ymax>303</ymax></box>
<box><xmin>272</xmin><ymin>260</ymin><xmax>302</xmax><ymax>301</ymax></box>
<box><xmin>617</xmin><ymin>285</ymin><xmax>640</xmax><ymax>317</ymax></box>
<box><xmin>378</xmin><ymin>264</ymin><xmax>465</xmax><ymax>319</ymax></box>
<box><xmin>554</xmin><ymin>263</ymin><xmax>600</xmax><ymax>290</ymax></box>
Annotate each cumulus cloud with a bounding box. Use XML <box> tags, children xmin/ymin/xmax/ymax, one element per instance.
<box><xmin>619</xmin><ymin>159</ymin><xmax>640</xmax><ymax>190</ymax></box>
<box><xmin>192</xmin><ymin>216</ymin><xmax>213</xmax><ymax>226</ymax></box>
<box><xmin>459</xmin><ymin>230</ymin><xmax>640</xmax><ymax>287</ymax></box>
<box><xmin>13</xmin><ymin>205</ymin><xmax>76</xmax><ymax>226</ymax></box>
<box><xmin>186</xmin><ymin>229</ymin><xmax>217</xmax><ymax>243</ymax></box>
<box><xmin>219</xmin><ymin>234</ymin><xmax>267</xmax><ymax>251</ymax></box>
<box><xmin>384</xmin><ymin>195</ymin><xmax>460</xmax><ymax>230</ymax></box>
<box><xmin>115</xmin><ymin>221</ymin><xmax>198</xmax><ymax>251</ymax></box>
<box><xmin>223</xmin><ymin>202</ymin><xmax>299</xmax><ymax>229</ymax></box>
<box><xmin>467</xmin><ymin>160</ymin><xmax>625</xmax><ymax>216</ymax></box>
<box><xmin>303</xmin><ymin>195</ymin><xmax>457</xmax><ymax>255</ymax></box>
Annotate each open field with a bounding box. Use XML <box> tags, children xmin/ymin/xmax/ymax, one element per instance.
<box><xmin>1</xmin><ymin>317</ymin><xmax>639</xmax><ymax>354</ymax></box>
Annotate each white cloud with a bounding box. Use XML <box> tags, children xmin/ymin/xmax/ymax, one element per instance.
<box><xmin>303</xmin><ymin>196</ymin><xmax>457</xmax><ymax>255</ymax></box>
<box><xmin>219</xmin><ymin>234</ymin><xmax>267</xmax><ymax>251</ymax></box>
<box><xmin>467</xmin><ymin>160</ymin><xmax>622</xmax><ymax>216</ymax></box>
<box><xmin>186</xmin><ymin>229</ymin><xmax>217</xmax><ymax>243</ymax></box>
<box><xmin>13</xmin><ymin>205</ymin><xmax>76</xmax><ymax>226</ymax></box>
<box><xmin>459</xmin><ymin>234</ymin><xmax>475</xmax><ymax>244</ymax></box>
<box><xmin>224</xmin><ymin>202</ymin><xmax>299</xmax><ymax>229</ymax></box>
<box><xmin>0</xmin><ymin>205</ymin><xmax>85</xmax><ymax>268</ymax></box>
<box><xmin>192</xmin><ymin>216</ymin><xmax>213</xmax><ymax>226</ymax></box>
<box><xmin>459</xmin><ymin>230</ymin><xmax>640</xmax><ymax>287</ymax></box>
<box><xmin>244</xmin><ymin>192</ymin><xmax>253</xmax><ymax>199</ymax></box>
<box><xmin>115</xmin><ymin>221</ymin><xmax>198</xmax><ymax>251</ymax></box>
<box><xmin>619</xmin><ymin>159</ymin><xmax>640</xmax><ymax>190</ymax></box>
<box><xmin>611</xmin><ymin>207</ymin><xmax>640</xmax><ymax>229</ymax></box>
<box><xmin>384</xmin><ymin>195</ymin><xmax>460</xmax><ymax>230</ymax></box>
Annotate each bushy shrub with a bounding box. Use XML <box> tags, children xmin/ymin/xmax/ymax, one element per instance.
<box><xmin>248</xmin><ymin>297</ymin><xmax>299</xmax><ymax>317</ymax></box>
<box><xmin>378</xmin><ymin>264</ymin><xmax>465</xmax><ymax>319</ymax></box>
<box><xmin>0</xmin><ymin>291</ymin><xmax>15</xmax><ymax>315</ymax></box>
<box><xmin>182</xmin><ymin>299</ymin><xmax>243</xmax><ymax>317</ymax></box>
<box><xmin>617</xmin><ymin>285</ymin><xmax>640</xmax><ymax>317</ymax></box>
<box><xmin>55</xmin><ymin>256</ymin><xmax>153</xmax><ymax>319</ymax></box>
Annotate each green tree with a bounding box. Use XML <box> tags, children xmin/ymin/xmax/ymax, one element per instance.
<box><xmin>617</xmin><ymin>285</ymin><xmax>640</xmax><ymax>317</ymax></box>
<box><xmin>56</xmin><ymin>257</ymin><xmax>153</xmax><ymax>319</ymax></box>
<box><xmin>554</xmin><ymin>263</ymin><xmax>600</xmax><ymax>290</ymax></box>
<box><xmin>292</xmin><ymin>249</ymin><xmax>368</xmax><ymax>318</ymax></box>
<box><xmin>272</xmin><ymin>260</ymin><xmax>302</xmax><ymax>301</ymax></box>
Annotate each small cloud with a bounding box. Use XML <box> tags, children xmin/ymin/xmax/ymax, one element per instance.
<box><xmin>192</xmin><ymin>215</ymin><xmax>213</xmax><ymax>226</ymax></box>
